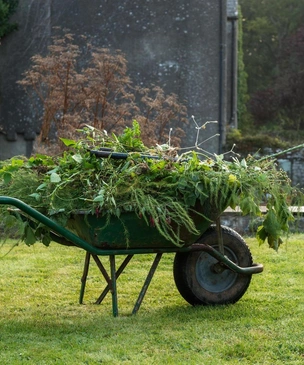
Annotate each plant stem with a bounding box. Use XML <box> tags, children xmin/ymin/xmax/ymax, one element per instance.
<box><xmin>258</xmin><ymin>143</ymin><xmax>304</xmax><ymax>161</ymax></box>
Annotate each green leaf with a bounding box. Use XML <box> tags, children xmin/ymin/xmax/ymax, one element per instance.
<box><xmin>50</xmin><ymin>172</ymin><xmax>61</xmax><ymax>183</ymax></box>
<box><xmin>72</xmin><ymin>154</ymin><xmax>83</xmax><ymax>163</ymax></box>
<box><xmin>267</xmin><ymin>236</ymin><xmax>283</xmax><ymax>251</ymax></box>
<box><xmin>228</xmin><ymin>193</ymin><xmax>238</xmax><ymax>210</ymax></box>
<box><xmin>42</xmin><ymin>233</ymin><xmax>51</xmax><ymax>246</ymax></box>
<box><xmin>60</xmin><ymin>138</ymin><xmax>77</xmax><ymax>147</ymax></box>
<box><xmin>262</xmin><ymin>210</ymin><xmax>282</xmax><ymax>237</ymax></box>
<box><xmin>11</xmin><ymin>159</ymin><xmax>24</xmax><ymax>167</ymax></box>
<box><xmin>29</xmin><ymin>193</ymin><xmax>41</xmax><ymax>201</ymax></box>
<box><xmin>93</xmin><ymin>189</ymin><xmax>105</xmax><ymax>204</ymax></box>
<box><xmin>3</xmin><ymin>172</ymin><xmax>12</xmax><ymax>184</ymax></box>
<box><xmin>256</xmin><ymin>225</ymin><xmax>267</xmax><ymax>245</ymax></box>
<box><xmin>48</xmin><ymin>208</ymin><xmax>65</xmax><ymax>215</ymax></box>
<box><xmin>93</xmin><ymin>195</ymin><xmax>104</xmax><ymax>203</ymax></box>
<box><xmin>239</xmin><ymin>196</ymin><xmax>260</xmax><ymax>216</ymax></box>
<box><xmin>240</xmin><ymin>159</ymin><xmax>247</xmax><ymax>169</ymax></box>
<box><xmin>37</xmin><ymin>183</ymin><xmax>47</xmax><ymax>191</ymax></box>
<box><xmin>23</xmin><ymin>224</ymin><xmax>37</xmax><ymax>246</ymax></box>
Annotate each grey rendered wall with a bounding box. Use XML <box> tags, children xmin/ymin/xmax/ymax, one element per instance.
<box><xmin>0</xmin><ymin>0</ymin><xmax>226</xmax><ymax>159</ymax></box>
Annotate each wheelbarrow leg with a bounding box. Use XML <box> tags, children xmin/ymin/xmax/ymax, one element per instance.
<box><xmin>79</xmin><ymin>253</ymin><xmax>114</xmax><ymax>309</ymax></box>
<box><xmin>95</xmin><ymin>254</ymin><xmax>134</xmax><ymax>304</ymax></box>
<box><xmin>132</xmin><ymin>253</ymin><xmax>163</xmax><ymax>315</ymax></box>
<box><xmin>90</xmin><ymin>254</ymin><xmax>118</xmax><ymax>316</ymax></box>
<box><xmin>79</xmin><ymin>252</ymin><xmax>163</xmax><ymax>316</ymax></box>
<box><xmin>79</xmin><ymin>252</ymin><xmax>91</xmax><ymax>304</ymax></box>
<box><xmin>109</xmin><ymin>255</ymin><xmax>119</xmax><ymax>317</ymax></box>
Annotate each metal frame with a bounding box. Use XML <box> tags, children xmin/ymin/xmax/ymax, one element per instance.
<box><xmin>76</xmin><ymin>243</ymin><xmax>263</xmax><ymax>316</ymax></box>
<box><xmin>79</xmin><ymin>252</ymin><xmax>164</xmax><ymax>316</ymax></box>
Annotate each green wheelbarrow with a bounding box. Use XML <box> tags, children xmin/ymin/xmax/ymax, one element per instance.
<box><xmin>0</xmin><ymin>194</ymin><xmax>263</xmax><ymax>317</ymax></box>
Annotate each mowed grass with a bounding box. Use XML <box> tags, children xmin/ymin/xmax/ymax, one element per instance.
<box><xmin>0</xmin><ymin>234</ymin><xmax>304</xmax><ymax>365</ymax></box>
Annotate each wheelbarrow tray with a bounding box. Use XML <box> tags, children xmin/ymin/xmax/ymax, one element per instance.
<box><xmin>1</xmin><ymin>196</ymin><xmax>224</xmax><ymax>250</ymax></box>
<box><xmin>59</xmin><ymin>199</ymin><xmax>222</xmax><ymax>249</ymax></box>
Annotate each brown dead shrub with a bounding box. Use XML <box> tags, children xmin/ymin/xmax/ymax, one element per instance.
<box><xmin>18</xmin><ymin>33</ymin><xmax>187</xmax><ymax>153</ymax></box>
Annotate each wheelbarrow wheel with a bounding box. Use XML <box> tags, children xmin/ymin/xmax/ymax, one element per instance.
<box><xmin>173</xmin><ymin>225</ymin><xmax>253</xmax><ymax>306</ymax></box>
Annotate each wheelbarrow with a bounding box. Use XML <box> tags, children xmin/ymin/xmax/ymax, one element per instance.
<box><xmin>0</xmin><ymin>150</ymin><xmax>263</xmax><ymax>316</ymax></box>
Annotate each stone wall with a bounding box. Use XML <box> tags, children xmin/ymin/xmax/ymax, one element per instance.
<box><xmin>276</xmin><ymin>148</ymin><xmax>304</xmax><ymax>188</ymax></box>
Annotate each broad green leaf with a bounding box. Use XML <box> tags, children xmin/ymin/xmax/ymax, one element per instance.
<box><xmin>50</xmin><ymin>172</ymin><xmax>61</xmax><ymax>183</ymax></box>
<box><xmin>93</xmin><ymin>195</ymin><xmax>104</xmax><ymax>203</ymax></box>
<box><xmin>262</xmin><ymin>210</ymin><xmax>281</xmax><ymax>237</ymax></box>
<box><xmin>3</xmin><ymin>172</ymin><xmax>12</xmax><ymax>184</ymax></box>
<box><xmin>60</xmin><ymin>138</ymin><xmax>77</xmax><ymax>147</ymax></box>
<box><xmin>29</xmin><ymin>193</ymin><xmax>41</xmax><ymax>201</ymax></box>
<box><xmin>240</xmin><ymin>159</ymin><xmax>247</xmax><ymax>169</ymax></box>
<box><xmin>240</xmin><ymin>196</ymin><xmax>260</xmax><ymax>216</ymax></box>
<box><xmin>11</xmin><ymin>159</ymin><xmax>24</xmax><ymax>167</ymax></box>
<box><xmin>23</xmin><ymin>224</ymin><xmax>37</xmax><ymax>246</ymax></box>
<box><xmin>42</xmin><ymin>233</ymin><xmax>51</xmax><ymax>246</ymax></box>
<box><xmin>256</xmin><ymin>225</ymin><xmax>267</xmax><ymax>245</ymax></box>
<box><xmin>37</xmin><ymin>183</ymin><xmax>47</xmax><ymax>191</ymax></box>
<box><xmin>72</xmin><ymin>154</ymin><xmax>83</xmax><ymax>163</ymax></box>
<box><xmin>93</xmin><ymin>190</ymin><xmax>105</xmax><ymax>204</ymax></box>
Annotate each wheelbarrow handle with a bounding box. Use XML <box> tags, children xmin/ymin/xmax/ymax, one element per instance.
<box><xmin>90</xmin><ymin>148</ymin><xmax>160</xmax><ymax>160</ymax></box>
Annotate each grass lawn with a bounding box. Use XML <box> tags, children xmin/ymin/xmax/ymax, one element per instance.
<box><xmin>0</xmin><ymin>234</ymin><xmax>304</xmax><ymax>364</ymax></box>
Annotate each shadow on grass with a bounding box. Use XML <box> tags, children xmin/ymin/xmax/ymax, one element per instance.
<box><xmin>0</xmin><ymin>297</ymin><xmax>262</xmax><ymax>334</ymax></box>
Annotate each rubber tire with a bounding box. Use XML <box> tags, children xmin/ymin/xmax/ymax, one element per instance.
<box><xmin>173</xmin><ymin>225</ymin><xmax>253</xmax><ymax>306</ymax></box>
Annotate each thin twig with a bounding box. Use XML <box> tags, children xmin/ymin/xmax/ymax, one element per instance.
<box><xmin>258</xmin><ymin>143</ymin><xmax>304</xmax><ymax>161</ymax></box>
<box><xmin>172</xmin><ymin>116</ymin><xmax>219</xmax><ymax>156</ymax></box>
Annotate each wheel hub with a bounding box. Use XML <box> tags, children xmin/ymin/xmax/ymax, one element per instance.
<box><xmin>195</xmin><ymin>249</ymin><xmax>238</xmax><ymax>293</ymax></box>
<box><xmin>211</xmin><ymin>261</ymin><xmax>227</xmax><ymax>274</ymax></box>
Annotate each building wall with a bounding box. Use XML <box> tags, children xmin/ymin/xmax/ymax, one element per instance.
<box><xmin>0</xmin><ymin>0</ymin><xmax>228</xmax><ymax>159</ymax></box>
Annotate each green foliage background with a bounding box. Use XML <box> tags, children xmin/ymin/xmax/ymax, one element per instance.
<box><xmin>0</xmin><ymin>0</ymin><xmax>18</xmax><ymax>39</ymax></box>
<box><xmin>236</xmin><ymin>0</ymin><xmax>304</xmax><ymax>146</ymax></box>
<box><xmin>237</xmin><ymin>5</ymin><xmax>250</xmax><ymax>132</ymax></box>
